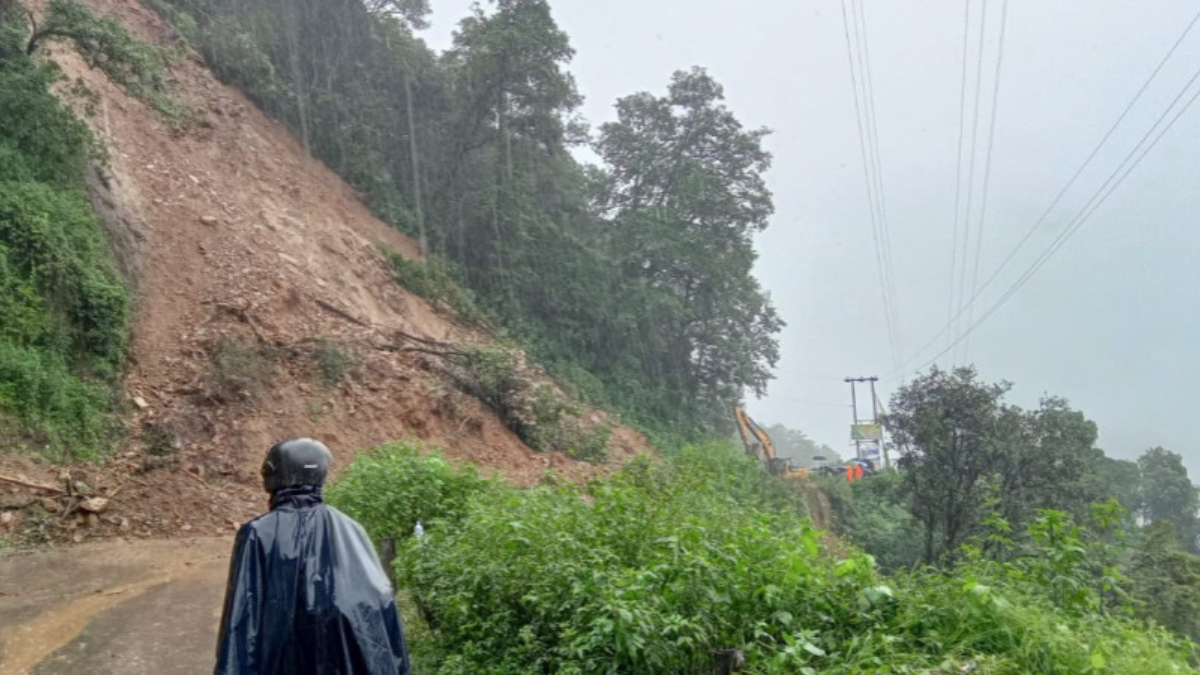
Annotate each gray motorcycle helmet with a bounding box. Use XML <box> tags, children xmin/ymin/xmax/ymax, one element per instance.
<box><xmin>261</xmin><ymin>437</ymin><xmax>333</xmax><ymax>493</ymax></box>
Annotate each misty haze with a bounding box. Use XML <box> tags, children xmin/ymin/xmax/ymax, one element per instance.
<box><xmin>1</xmin><ymin>0</ymin><xmax>1199</xmax><ymax>671</ymax></box>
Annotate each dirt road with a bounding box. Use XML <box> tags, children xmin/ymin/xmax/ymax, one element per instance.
<box><xmin>0</xmin><ymin>537</ymin><xmax>232</xmax><ymax>674</ymax></box>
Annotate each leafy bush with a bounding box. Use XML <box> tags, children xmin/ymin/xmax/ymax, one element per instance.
<box><xmin>206</xmin><ymin>337</ymin><xmax>273</xmax><ymax>402</ymax></box>
<box><xmin>447</xmin><ymin>346</ymin><xmax>522</xmax><ymax>418</ymax></box>
<box><xmin>447</xmin><ymin>346</ymin><xmax>610</xmax><ymax>461</ymax></box>
<box><xmin>140</xmin><ymin>419</ymin><xmax>180</xmax><ymax>470</ymax></box>
<box><xmin>0</xmin><ymin>341</ymin><xmax>114</xmax><ymax>461</ymax></box>
<box><xmin>326</xmin><ymin>442</ymin><xmax>493</xmax><ymax>542</ymax></box>
<box><xmin>819</xmin><ymin>472</ymin><xmax>924</xmax><ymax>572</ymax></box>
<box><xmin>328</xmin><ymin>440</ymin><xmax>1193</xmax><ymax>673</ymax></box>
<box><xmin>1127</xmin><ymin>520</ymin><xmax>1200</xmax><ymax>645</ymax></box>
<box><xmin>30</xmin><ymin>0</ymin><xmax>186</xmax><ymax>120</ymax></box>
<box><xmin>387</xmin><ymin>252</ymin><xmax>484</xmax><ymax>325</ymax></box>
<box><xmin>0</xmin><ymin>7</ymin><xmax>130</xmax><ymax>460</ymax></box>
<box><xmin>313</xmin><ymin>338</ymin><xmax>356</xmax><ymax>386</ymax></box>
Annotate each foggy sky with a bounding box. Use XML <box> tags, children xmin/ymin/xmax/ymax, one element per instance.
<box><xmin>425</xmin><ymin>1</ymin><xmax>1200</xmax><ymax>472</ymax></box>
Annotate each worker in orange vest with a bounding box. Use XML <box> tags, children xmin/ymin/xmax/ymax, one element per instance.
<box><xmin>854</xmin><ymin>463</ymin><xmax>864</xmax><ymax>480</ymax></box>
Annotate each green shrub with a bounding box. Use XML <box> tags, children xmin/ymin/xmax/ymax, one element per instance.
<box><xmin>0</xmin><ymin>9</ymin><xmax>130</xmax><ymax>461</ymax></box>
<box><xmin>326</xmin><ymin>442</ymin><xmax>494</xmax><ymax>543</ymax></box>
<box><xmin>206</xmin><ymin>337</ymin><xmax>273</xmax><ymax>402</ymax></box>
<box><xmin>342</xmin><ymin>441</ymin><xmax>1193</xmax><ymax>674</ymax></box>
<box><xmin>0</xmin><ymin>341</ymin><xmax>114</xmax><ymax>461</ymax></box>
<box><xmin>819</xmin><ymin>471</ymin><xmax>924</xmax><ymax>572</ymax></box>
<box><xmin>313</xmin><ymin>338</ymin><xmax>356</xmax><ymax>386</ymax></box>
<box><xmin>387</xmin><ymin>252</ymin><xmax>484</xmax><ymax>325</ymax></box>
<box><xmin>448</xmin><ymin>347</ymin><xmax>610</xmax><ymax>461</ymax></box>
<box><xmin>31</xmin><ymin>0</ymin><xmax>186</xmax><ymax>120</ymax></box>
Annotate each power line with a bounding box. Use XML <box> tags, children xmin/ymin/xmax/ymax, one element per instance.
<box><xmin>897</xmin><ymin>6</ymin><xmax>1200</xmax><ymax>374</ymax></box>
<box><xmin>946</xmin><ymin>0</ymin><xmax>973</xmax><ymax>361</ymax></box>
<box><xmin>953</xmin><ymin>0</ymin><xmax>990</xmax><ymax>365</ymax></box>
<box><xmin>840</xmin><ymin>0</ymin><xmax>902</xmax><ymax>370</ymax></box>
<box><xmin>849</xmin><ymin>0</ymin><xmax>901</xmax><ymax>368</ymax></box>
<box><xmin>853</xmin><ymin>0</ymin><xmax>904</xmax><ymax>364</ymax></box>
<box><xmin>963</xmin><ymin>0</ymin><xmax>1009</xmax><ymax>360</ymax></box>
<box><xmin>907</xmin><ymin>65</ymin><xmax>1200</xmax><ymax>374</ymax></box>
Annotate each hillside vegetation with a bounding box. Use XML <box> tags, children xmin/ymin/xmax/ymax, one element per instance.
<box><xmin>5</xmin><ymin>0</ymin><xmax>1200</xmax><ymax>670</ymax></box>
<box><xmin>147</xmin><ymin>0</ymin><xmax>782</xmax><ymax>434</ymax></box>
<box><xmin>330</xmin><ymin>441</ymin><xmax>1194</xmax><ymax>673</ymax></box>
<box><xmin>0</xmin><ymin>1</ymin><xmax>143</xmax><ymax>459</ymax></box>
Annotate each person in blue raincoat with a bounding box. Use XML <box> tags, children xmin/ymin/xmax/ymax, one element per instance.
<box><xmin>215</xmin><ymin>438</ymin><xmax>410</xmax><ymax>674</ymax></box>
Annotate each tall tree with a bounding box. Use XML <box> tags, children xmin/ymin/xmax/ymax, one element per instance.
<box><xmin>993</xmin><ymin>396</ymin><xmax>1101</xmax><ymax>527</ymax></box>
<box><xmin>444</xmin><ymin>0</ymin><xmax>582</xmax><ymax>153</ymax></box>
<box><xmin>594</xmin><ymin>68</ymin><xmax>782</xmax><ymax>425</ymax></box>
<box><xmin>364</xmin><ymin>0</ymin><xmax>431</xmax><ymax>30</ymax></box>
<box><xmin>436</xmin><ymin>0</ymin><xmax>583</xmax><ymax>296</ymax></box>
<box><xmin>1127</xmin><ymin>520</ymin><xmax>1200</xmax><ymax>643</ymax></box>
<box><xmin>1139</xmin><ymin>446</ymin><xmax>1200</xmax><ymax>550</ymax></box>
<box><xmin>887</xmin><ymin>366</ymin><xmax>1010</xmax><ymax>563</ymax></box>
<box><xmin>1086</xmin><ymin>455</ymin><xmax>1143</xmax><ymax>527</ymax></box>
<box><xmin>150</xmin><ymin>0</ymin><xmax>781</xmax><ymax>433</ymax></box>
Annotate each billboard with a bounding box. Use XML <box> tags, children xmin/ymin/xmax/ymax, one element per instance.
<box><xmin>851</xmin><ymin>423</ymin><xmax>883</xmax><ymax>441</ymax></box>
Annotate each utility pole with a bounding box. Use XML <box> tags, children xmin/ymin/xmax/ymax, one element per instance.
<box><xmin>868</xmin><ymin>377</ymin><xmax>889</xmax><ymax>469</ymax></box>
<box><xmin>846</xmin><ymin>377</ymin><xmax>861</xmax><ymax>459</ymax></box>
<box><xmin>844</xmin><ymin>376</ymin><xmax>886</xmax><ymax>468</ymax></box>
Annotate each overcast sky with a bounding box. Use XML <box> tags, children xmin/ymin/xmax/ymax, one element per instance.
<box><xmin>425</xmin><ymin>0</ymin><xmax>1200</xmax><ymax>472</ymax></box>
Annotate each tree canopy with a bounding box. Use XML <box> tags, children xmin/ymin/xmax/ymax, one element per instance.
<box><xmin>155</xmin><ymin>0</ymin><xmax>784</xmax><ymax>432</ymax></box>
<box><xmin>886</xmin><ymin>366</ymin><xmax>1137</xmax><ymax>564</ymax></box>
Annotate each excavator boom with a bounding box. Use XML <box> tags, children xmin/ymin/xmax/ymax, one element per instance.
<box><xmin>733</xmin><ymin>405</ymin><xmax>760</xmax><ymax>461</ymax></box>
<box><xmin>733</xmin><ymin>405</ymin><xmax>799</xmax><ymax>477</ymax></box>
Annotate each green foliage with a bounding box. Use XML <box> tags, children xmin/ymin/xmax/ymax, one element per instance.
<box><xmin>326</xmin><ymin>441</ymin><xmax>493</xmax><ymax>542</ymax></box>
<box><xmin>888</xmin><ymin>367</ymin><xmax>1123</xmax><ymax>564</ymax></box>
<box><xmin>1128</xmin><ymin>520</ymin><xmax>1200</xmax><ymax>645</ymax></box>
<box><xmin>146</xmin><ymin>0</ymin><xmax>781</xmax><ymax>434</ymax></box>
<box><xmin>1139</xmin><ymin>446</ymin><xmax>1200</xmax><ymax>550</ymax></box>
<box><xmin>0</xmin><ymin>8</ymin><xmax>129</xmax><ymax>460</ymax></box>
<box><xmin>333</xmin><ymin>440</ymin><xmax>1191</xmax><ymax>673</ymax></box>
<box><xmin>0</xmin><ymin>341</ymin><xmax>114</xmax><ymax>461</ymax></box>
<box><xmin>30</xmin><ymin>0</ymin><xmax>185</xmax><ymax>120</ymax></box>
<box><xmin>140</xmin><ymin>420</ymin><xmax>179</xmax><ymax>470</ymax></box>
<box><xmin>821</xmin><ymin>472</ymin><xmax>924</xmax><ymax>572</ymax></box>
<box><xmin>593</xmin><ymin>68</ymin><xmax>783</xmax><ymax>422</ymax></box>
<box><xmin>447</xmin><ymin>346</ymin><xmax>610</xmax><ymax>461</ymax></box>
<box><xmin>386</xmin><ymin>252</ymin><xmax>483</xmax><ymax>324</ymax></box>
<box><xmin>313</xmin><ymin>338</ymin><xmax>355</xmax><ymax>386</ymax></box>
<box><xmin>394</xmin><ymin>587</ymin><xmax>446</xmax><ymax>672</ymax></box>
<box><xmin>206</xmin><ymin>337</ymin><xmax>273</xmax><ymax>402</ymax></box>
<box><xmin>1089</xmin><ymin>455</ymin><xmax>1143</xmax><ymax>527</ymax></box>
<box><xmin>448</xmin><ymin>345</ymin><xmax>525</xmax><ymax>422</ymax></box>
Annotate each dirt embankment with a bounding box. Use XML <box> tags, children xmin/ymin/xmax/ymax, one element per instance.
<box><xmin>0</xmin><ymin>0</ymin><xmax>652</xmax><ymax>543</ymax></box>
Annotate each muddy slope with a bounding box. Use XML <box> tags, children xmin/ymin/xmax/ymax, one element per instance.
<box><xmin>0</xmin><ymin>0</ymin><xmax>650</xmax><ymax>541</ymax></box>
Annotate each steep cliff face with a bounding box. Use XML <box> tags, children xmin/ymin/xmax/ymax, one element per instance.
<box><xmin>0</xmin><ymin>0</ymin><xmax>648</xmax><ymax>540</ymax></box>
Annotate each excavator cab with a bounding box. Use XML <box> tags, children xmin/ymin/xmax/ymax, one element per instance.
<box><xmin>767</xmin><ymin>457</ymin><xmax>791</xmax><ymax>476</ymax></box>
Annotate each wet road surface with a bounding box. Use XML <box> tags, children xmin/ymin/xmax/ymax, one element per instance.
<box><xmin>0</xmin><ymin>537</ymin><xmax>232</xmax><ymax>674</ymax></box>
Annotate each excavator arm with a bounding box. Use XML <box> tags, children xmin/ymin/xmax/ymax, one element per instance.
<box><xmin>733</xmin><ymin>405</ymin><xmax>791</xmax><ymax>477</ymax></box>
<box><xmin>745</xmin><ymin>415</ymin><xmax>777</xmax><ymax>462</ymax></box>
<box><xmin>733</xmin><ymin>405</ymin><xmax>762</xmax><ymax>461</ymax></box>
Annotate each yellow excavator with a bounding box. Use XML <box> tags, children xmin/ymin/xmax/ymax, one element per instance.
<box><xmin>733</xmin><ymin>405</ymin><xmax>809</xmax><ymax>479</ymax></box>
